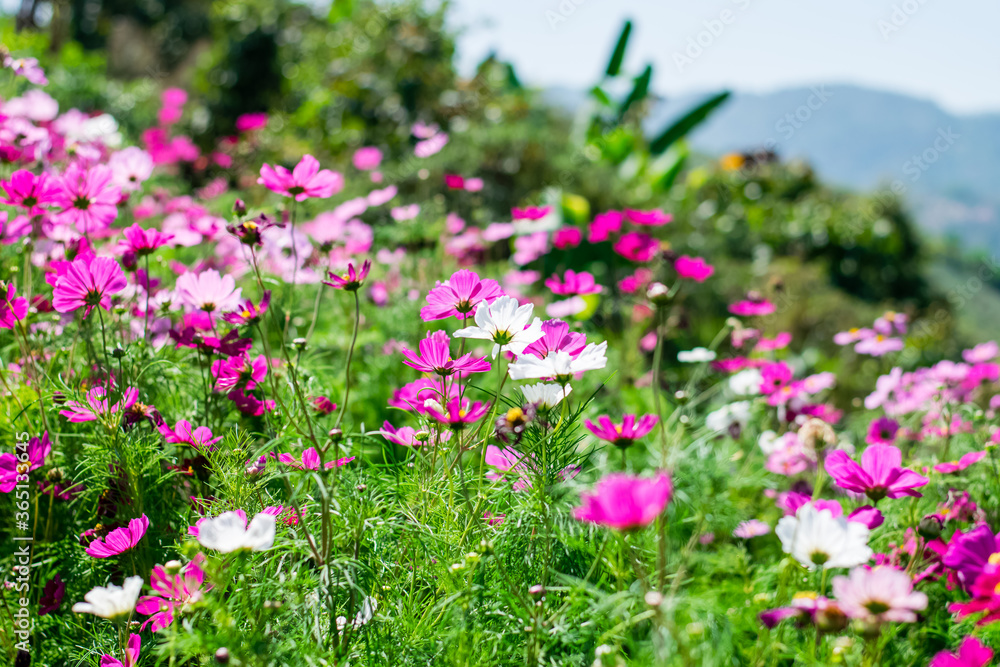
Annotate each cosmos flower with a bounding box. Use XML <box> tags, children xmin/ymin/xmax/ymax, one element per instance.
<box><xmin>775</xmin><ymin>503</ymin><xmax>872</xmax><ymax>570</ymax></box>
<box><xmin>258</xmin><ymin>154</ymin><xmax>343</xmax><ymax>201</ymax></box>
<box><xmin>942</xmin><ymin>524</ymin><xmax>1000</xmax><ymax>589</ymax></box>
<box><xmin>136</xmin><ymin>557</ymin><xmax>209</xmax><ymax>632</ymax></box>
<box><xmin>0</xmin><ymin>432</ymin><xmax>51</xmax><ymax>492</ymax></box>
<box><xmin>521</xmin><ymin>382</ymin><xmax>571</xmax><ymax>411</ymax></box>
<box><xmin>175</xmin><ymin>269</ymin><xmax>243</xmax><ymax>313</ymax></box>
<box><xmin>677</xmin><ymin>347</ymin><xmax>716</xmax><ymax>363</ymax></box>
<box><xmin>277</xmin><ymin>447</ymin><xmax>354</xmax><ymax>470</ymax></box>
<box><xmin>425</xmin><ymin>397</ymin><xmax>491</xmax><ymax>429</ymax></box>
<box><xmin>544</xmin><ymin>270</ymin><xmax>603</xmax><ymax>296</ymax></box>
<box><xmin>324</xmin><ymin>260</ymin><xmax>371</xmax><ymax>291</ymax></box>
<box><xmin>588</xmin><ymin>210</ymin><xmax>623</xmax><ymax>242</ymax></box>
<box><xmin>108</xmin><ymin>147</ymin><xmax>154</xmax><ymax>191</ymax></box>
<box><xmin>222</xmin><ymin>291</ymin><xmax>271</xmax><ymax>326</ymax></box>
<box><xmin>824</xmin><ymin>444</ymin><xmax>928</xmax><ymax>501</ymax></box>
<box><xmin>54</xmin><ymin>164</ymin><xmax>121</xmax><ymax>233</ymax></box>
<box><xmin>3</xmin><ymin>55</ymin><xmax>47</xmax><ymax>85</ymax></box>
<box><xmin>195</xmin><ymin>511</ymin><xmax>276</xmax><ymax>553</ymax></box>
<box><xmin>572</xmin><ymin>472</ymin><xmax>672</xmax><ymax>531</ymax></box>
<box><xmin>612</xmin><ymin>231</ymin><xmax>659</xmax><ymax>262</ymax></box>
<box><xmin>52</xmin><ymin>256</ymin><xmax>127</xmax><ymax>316</ymax></box>
<box><xmin>60</xmin><ymin>386</ymin><xmax>139</xmax><ymax>423</ymax></box>
<box><xmin>210</xmin><ymin>354</ymin><xmax>267</xmax><ymax>393</ymax></box>
<box><xmin>454</xmin><ymin>295</ymin><xmax>544</xmax><ymax>358</ymax></box>
<box><xmin>421</xmin><ymin>269</ymin><xmax>504</xmax><ymax>321</ymax></box>
<box><xmin>733</xmin><ymin>520</ymin><xmax>771</xmax><ymax>539</ymax></box>
<box><xmin>0</xmin><ymin>283</ymin><xmax>28</xmax><ymax>330</ymax></box>
<box><xmin>235</xmin><ymin>112</ymin><xmax>268</xmax><ymax>132</ymax></box>
<box><xmin>158</xmin><ymin>420</ymin><xmax>222</xmax><ymax>450</ymax></box>
<box><xmin>729</xmin><ymin>297</ymin><xmax>776</xmax><ymax>317</ymax></box>
<box><xmin>118</xmin><ymin>223</ymin><xmax>174</xmax><ymax>256</ymax></box>
<box><xmin>674</xmin><ymin>256</ymin><xmax>714</xmax><ymax>282</ymax></box>
<box><xmin>855</xmin><ymin>334</ymin><xmax>905</xmax><ymax>357</ymax></box>
<box><xmin>0</xmin><ymin>169</ymin><xmax>61</xmax><ymax>216</ymax></box>
<box><xmin>624</xmin><ymin>208</ymin><xmax>671</xmax><ymax>226</ymax></box>
<box><xmin>401</xmin><ymin>330</ymin><xmax>492</xmax><ymax>376</ymax></box>
<box><xmin>38</xmin><ymin>575</ymin><xmax>66</xmax><ymax>615</ymax></box>
<box><xmin>584</xmin><ymin>414</ymin><xmax>659</xmax><ymax>448</ymax></box>
<box><xmin>832</xmin><ymin>566</ymin><xmax>927</xmax><ymax>624</ymax></box>
<box><xmin>85</xmin><ymin>515</ymin><xmax>149</xmax><ymax>558</ymax></box>
<box><xmin>934</xmin><ymin>451</ymin><xmax>987</xmax><ymax>474</ymax></box>
<box><xmin>928</xmin><ymin>636</ymin><xmax>994</xmax><ymax>667</ymax></box>
<box><xmin>381</xmin><ymin>421</ymin><xmax>440</xmax><ymax>447</ymax></box>
<box><xmin>353</xmin><ymin>147</ymin><xmax>383</xmax><ymax>170</ymax></box>
<box><xmin>833</xmin><ymin>327</ymin><xmax>874</xmax><ymax>345</ymax></box>
<box><xmin>511</xmin><ymin>206</ymin><xmax>552</xmax><ymax>220</ymax></box>
<box><xmin>866</xmin><ymin>416</ymin><xmax>899</xmax><ymax>445</ymax></box>
<box><xmin>507</xmin><ymin>342</ymin><xmax>608</xmax><ymax>383</ymax></box>
<box><xmin>72</xmin><ymin>576</ymin><xmax>144</xmax><ymax>620</ymax></box>
<box><xmin>522</xmin><ymin>319</ymin><xmax>587</xmax><ymax>358</ymax></box>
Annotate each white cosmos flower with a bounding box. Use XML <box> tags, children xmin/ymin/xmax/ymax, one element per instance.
<box><xmin>729</xmin><ymin>369</ymin><xmax>763</xmax><ymax>396</ymax></box>
<box><xmin>72</xmin><ymin>575</ymin><xmax>143</xmax><ymax>620</ymax></box>
<box><xmin>454</xmin><ymin>295</ymin><xmax>544</xmax><ymax>358</ymax></box>
<box><xmin>677</xmin><ymin>347</ymin><xmax>716</xmax><ymax>363</ymax></box>
<box><xmin>197</xmin><ymin>511</ymin><xmax>276</xmax><ymax>553</ymax></box>
<box><xmin>508</xmin><ymin>342</ymin><xmax>608</xmax><ymax>383</ymax></box>
<box><xmin>705</xmin><ymin>401</ymin><xmax>751</xmax><ymax>433</ymax></box>
<box><xmin>776</xmin><ymin>503</ymin><xmax>872</xmax><ymax>571</ymax></box>
<box><xmin>521</xmin><ymin>382</ymin><xmax>572</xmax><ymax>410</ymax></box>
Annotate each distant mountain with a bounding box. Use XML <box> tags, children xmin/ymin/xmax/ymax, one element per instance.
<box><xmin>547</xmin><ymin>85</ymin><xmax>1000</xmax><ymax>252</ymax></box>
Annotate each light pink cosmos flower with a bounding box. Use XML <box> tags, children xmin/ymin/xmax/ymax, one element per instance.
<box><xmin>211</xmin><ymin>354</ymin><xmax>267</xmax><ymax>393</ymax></box>
<box><xmin>963</xmin><ymin>341</ymin><xmax>999</xmax><ymax>364</ymax></box>
<box><xmin>674</xmin><ymin>255</ymin><xmax>714</xmax><ymax>282</ymax></box>
<box><xmin>544</xmin><ymin>270</ymin><xmax>603</xmax><ymax>296</ymax></box>
<box><xmin>512</xmin><ymin>232</ymin><xmax>550</xmax><ymax>265</ymax></box>
<box><xmin>584</xmin><ymin>414</ymin><xmax>659</xmax><ymax>448</ymax></box>
<box><xmin>99</xmin><ymin>633</ymin><xmax>140</xmax><ymax>667</ymax></box>
<box><xmin>353</xmin><ymin>147</ymin><xmax>383</xmax><ymax>170</ymax></box>
<box><xmin>825</xmin><ymin>444</ymin><xmax>929</xmax><ymax>501</ymax></box>
<box><xmin>833</xmin><ymin>327</ymin><xmax>874</xmax><ymax>345</ymax></box>
<box><xmin>3</xmin><ymin>55</ymin><xmax>47</xmax><ymax>85</ymax></box>
<box><xmin>391</xmin><ymin>204</ymin><xmax>420</xmax><ymax>221</ymax></box>
<box><xmin>175</xmin><ymin>269</ymin><xmax>242</xmax><ymax>313</ymax></box>
<box><xmin>933</xmin><ymin>451</ymin><xmax>987</xmax><ymax>474</ymax></box>
<box><xmin>0</xmin><ymin>432</ymin><xmax>50</xmax><ymax>492</ymax></box>
<box><xmin>755</xmin><ymin>332</ymin><xmax>791</xmax><ymax>351</ymax></box>
<box><xmin>277</xmin><ymin>447</ymin><xmax>354</xmax><ymax>470</ymax></box>
<box><xmin>733</xmin><ymin>520</ymin><xmax>771</xmax><ymax>539</ymax></box>
<box><xmin>929</xmin><ymin>636</ymin><xmax>994</xmax><ymax>667</ymax></box>
<box><xmin>323</xmin><ymin>260</ymin><xmax>371</xmax><ymax>291</ymax></box>
<box><xmin>85</xmin><ymin>515</ymin><xmax>149</xmax><ymax>558</ymax></box>
<box><xmin>158</xmin><ymin>420</ymin><xmax>222</xmax><ymax>451</ymax></box>
<box><xmin>1</xmin><ymin>169</ymin><xmax>62</xmax><ymax>216</ymax></box>
<box><xmin>380</xmin><ymin>421</ymin><xmax>450</xmax><ymax>447</ymax></box>
<box><xmin>402</xmin><ymin>330</ymin><xmax>491</xmax><ymax>376</ymax></box>
<box><xmin>612</xmin><ymin>231</ymin><xmax>659</xmax><ymax>262</ymax></box>
<box><xmin>854</xmin><ymin>334</ymin><xmax>904</xmax><ymax>356</ymax></box>
<box><xmin>60</xmin><ymin>386</ymin><xmax>139</xmax><ymax>423</ymax></box>
<box><xmin>136</xmin><ymin>556</ymin><xmax>208</xmax><ymax>631</ymax></box>
<box><xmin>624</xmin><ymin>208</ymin><xmax>671</xmax><ymax>226</ymax></box>
<box><xmin>54</xmin><ymin>164</ymin><xmax>121</xmax><ymax>233</ymax></box>
<box><xmin>0</xmin><ymin>283</ymin><xmax>28</xmax><ymax>329</ymax></box>
<box><xmin>52</xmin><ymin>256</ymin><xmax>127</xmax><ymax>316</ymax></box>
<box><xmin>258</xmin><ymin>154</ymin><xmax>343</xmax><ymax>201</ymax></box>
<box><xmin>421</xmin><ymin>269</ymin><xmax>504</xmax><ymax>321</ymax></box>
<box><xmin>108</xmin><ymin>147</ymin><xmax>154</xmax><ymax>191</ymax></box>
<box><xmin>831</xmin><ymin>566</ymin><xmax>927</xmax><ymax>624</ymax></box>
<box><xmin>414</xmin><ymin>132</ymin><xmax>448</xmax><ymax>157</ymax></box>
<box><xmin>573</xmin><ymin>472</ymin><xmax>672</xmax><ymax>531</ymax></box>
<box><xmin>118</xmin><ymin>223</ymin><xmax>174</xmax><ymax>256</ymax></box>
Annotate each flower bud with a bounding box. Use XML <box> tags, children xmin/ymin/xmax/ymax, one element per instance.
<box><xmin>233</xmin><ymin>199</ymin><xmax>246</xmax><ymax>216</ymax></box>
<box><xmin>646</xmin><ymin>282</ymin><xmax>670</xmax><ymax>305</ymax></box>
<box><xmin>214</xmin><ymin>647</ymin><xmax>230</xmax><ymax>664</ymax></box>
<box><xmin>293</xmin><ymin>337</ymin><xmax>307</xmax><ymax>351</ymax></box>
<box><xmin>327</xmin><ymin>428</ymin><xmax>343</xmax><ymax>443</ymax></box>
<box><xmin>917</xmin><ymin>514</ymin><xmax>944</xmax><ymax>540</ymax></box>
<box><xmin>164</xmin><ymin>560</ymin><xmax>182</xmax><ymax>576</ymax></box>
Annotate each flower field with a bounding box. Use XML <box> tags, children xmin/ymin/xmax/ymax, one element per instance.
<box><xmin>2</xmin><ymin>4</ymin><xmax>1000</xmax><ymax>666</ymax></box>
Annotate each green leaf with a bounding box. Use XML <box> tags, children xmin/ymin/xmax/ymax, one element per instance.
<box><xmin>328</xmin><ymin>0</ymin><xmax>357</xmax><ymax>23</ymax></box>
<box><xmin>589</xmin><ymin>85</ymin><xmax>614</xmax><ymax>108</ymax></box>
<box><xmin>652</xmin><ymin>144</ymin><xmax>689</xmax><ymax>191</ymax></box>
<box><xmin>616</xmin><ymin>63</ymin><xmax>652</xmax><ymax>122</ymax></box>
<box><xmin>648</xmin><ymin>91</ymin><xmax>730</xmax><ymax>155</ymax></box>
<box><xmin>605</xmin><ymin>20</ymin><xmax>633</xmax><ymax>77</ymax></box>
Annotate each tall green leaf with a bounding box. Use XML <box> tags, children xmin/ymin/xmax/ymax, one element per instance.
<box><xmin>605</xmin><ymin>20</ymin><xmax>632</xmax><ymax>77</ymax></box>
<box><xmin>648</xmin><ymin>91</ymin><xmax>730</xmax><ymax>155</ymax></box>
<box><xmin>616</xmin><ymin>64</ymin><xmax>652</xmax><ymax>122</ymax></box>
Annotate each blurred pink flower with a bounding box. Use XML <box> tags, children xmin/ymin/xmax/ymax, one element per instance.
<box><xmin>832</xmin><ymin>566</ymin><xmax>927</xmax><ymax>623</ymax></box>
<box><xmin>136</xmin><ymin>557</ymin><xmax>208</xmax><ymax>631</ymax></box>
<box><xmin>585</xmin><ymin>414</ymin><xmax>659</xmax><ymax>448</ymax></box>
<box><xmin>573</xmin><ymin>472</ymin><xmax>672</xmax><ymax>531</ymax></box>
<box><xmin>258</xmin><ymin>155</ymin><xmax>343</xmax><ymax>201</ymax></box>
<box><xmin>674</xmin><ymin>255</ymin><xmax>714</xmax><ymax>282</ymax></box>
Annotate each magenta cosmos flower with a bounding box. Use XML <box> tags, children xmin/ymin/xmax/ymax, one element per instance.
<box><xmin>158</xmin><ymin>420</ymin><xmax>222</xmax><ymax>451</ymax></box>
<box><xmin>324</xmin><ymin>260</ymin><xmax>371</xmax><ymax>291</ymax></box>
<box><xmin>832</xmin><ymin>566</ymin><xmax>927</xmax><ymax>624</ymax></box>
<box><xmin>824</xmin><ymin>444</ymin><xmax>928</xmax><ymax>501</ymax></box>
<box><xmin>426</xmin><ymin>397</ymin><xmax>491</xmax><ymax>430</ymax></box>
<box><xmin>624</xmin><ymin>208</ymin><xmax>672</xmax><ymax>226</ymax></box>
<box><xmin>52</xmin><ymin>256</ymin><xmax>127</xmax><ymax>316</ymax></box>
<box><xmin>950</xmin><ymin>564</ymin><xmax>1000</xmax><ymax>625</ymax></box>
<box><xmin>1</xmin><ymin>169</ymin><xmax>61</xmax><ymax>216</ymax></box>
<box><xmin>118</xmin><ymin>223</ymin><xmax>174</xmax><ymax>256</ymax></box>
<box><xmin>573</xmin><ymin>472</ymin><xmax>672</xmax><ymax>531</ymax></box>
<box><xmin>0</xmin><ymin>283</ymin><xmax>28</xmax><ymax>330</ymax></box>
<box><xmin>258</xmin><ymin>154</ymin><xmax>343</xmax><ymax>201</ymax></box>
<box><xmin>222</xmin><ymin>291</ymin><xmax>271</xmax><ymax>326</ymax></box>
<box><xmin>353</xmin><ymin>146</ymin><xmax>383</xmax><ymax>170</ymax></box>
<box><xmin>512</xmin><ymin>205</ymin><xmax>552</xmax><ymax>220</ymax></box>
<box><xmin>612</xmin><ymin>231</ymin><xmax>659</xmax><ymax>262</ymax></box>
<box><xmin>236</xmin><ymin>112</ymin><xmax>268</xmax><ymax>132</ymax></box>
<box><xmin>277</xmin><ymin>447</ymin><xmax>353</xmax><ymax>470</ymax></box>
<box><xmin>729</xmin><ymin>296</ymin><xmax>776</xmax><ymax>317</ymax></box>
<box><xmin>136</xmin><ymin>557</ymin><xmax>209</xmax><ymax>631</ymax></box>
<box><xmin>934</xmin><ymin>451</ymin><xmax>987</xmax><ymax>474</ymax></box>
<box><xmin>929</xmin><ymin>636</ymin><xmax>994</xmax><ymax>667</ymax></box>
<box><xmin>421</xmin><ymin>269</ymin><xmax>504</xmax><ymax>321</ymax></box>
<box><xmin>0</xmin><ymin>432</ymin><xmax>51</xmax><ymax>492</ymax></box>
<box><xmin>211</xmin><ymin>354</ymin><xmax>267</xmax><ymax>393</ymax></box>
<box><xmin>585</xmin><ymin>414</ymin><xmax>659</xmax><ymax>448</ymax></box>
<box><xmin>60</xmin><ymin>386</ymin><xmax>139</xmax><ymax>423</ymax></box>
<box><xmin>54</xmin><ymin>164</ymin><xmax>121</xmax><ymax>233</ymax></box>
<box><xmin>85</xmin><ymin>515</ymin><xmax>149</xmax><ymax>558</ymax></box>
<box><xmin>99</xmin><ymin>633</ymin><xmax>141</xmax><ymax>667</ymax></box>
<box><xmin>402</xmin><ymin>330</ymin><xmax>491</xmax><ymax>376</ymax></box>
<box><xmin>674</xmin><ymin>256</ymin><xmax>714</xmax><ymax>282</ymax></box>
<box><xmin>866</xmin><ymin>416</ymin><xmax>899</xmax><ymax>445</ymax></box>
<box><xmin>544</xmin><ymin>270</ymin><xmax>603</xmax><ymax>296</ymax></box>
<box><xmin>943</xmin><ymin>524</ymin><xmax>1000</xmax><ymax>589</ymax></box>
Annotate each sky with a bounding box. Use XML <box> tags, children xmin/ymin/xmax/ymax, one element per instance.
<box><xmin>447</xmin><ymin>0</ymin><xmax>1000</xmax><ymax>115</ymax></box>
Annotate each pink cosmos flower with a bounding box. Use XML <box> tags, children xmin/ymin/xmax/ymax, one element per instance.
<box><xmin>943</xmin><ymin>524</ymin><xmax>1000</xmax><ymax>589</ymax></box>
<box><xmin>759</xmin><ymin>361</ymin><xmax>793</xmax><ymax>395</ymax></box>
<box><xmin>934</xmin><ymin>451</ymin><xmax>987</xmax><ymax>474</ymax></box>
<box><xmin>414</xmin><ymin>132</ymin><xmax>448</xmax><ymax>157</ymax></box>
<box><xmin>832</xmin><ymin>566</ymin><xmax>927</xmax><ymax>623</ymax></box>
<box><xmin>1</xmin><ymin>170</ymin><xmax>61</xmax><ymax>216</ymax></box>
<box><xmin>353</xmin><ymin>147</ymin><xmax>383</xmax><ymax>170</ymax></box>
<box><xmin>277</xmin><ymin>447</ymin><xmax>353</xmax><ymax>470</ymax></box>
<box><xmin>584</xmin><ymin>414</ymin><xmax>659</xmax><ymax>448</ymax></box>
<box><xmin>99</xmin><ymin>633</ymin><xmax>141</xmax><ymax>667</ymax></box>
<box><xmin>512</xmin><ymin>206</ymin><xmax>552</xmax><ymax>220</ymax></box>
<box><xmin>402</xmin><ymin>330</ymin><xmax>491</xmax><ymax>376</ymax></box>
<box><xmin>873</xmin><ymin>311</ymin><xmax>908</xmax><ymax>336</ymax></box>
<box><xmin>544</xmin><ymin>270</ymin><xmax>603</xmax><ymax>296</ymax></box>
<box><xmin>733</xmin><ymin>520</ymin><xmax>771</xmax><ymax>539</ymax></box>
<box><xmin>523</xmin><ymin>319</ymin><xmax>587</xmax><ymax>359</ymax></box>
<box><xmin>426</xmin><ymin>397</ymin><xmax>490</xmax><ymax>429</ymax></box>
<box><xmin>612</xmin><ymin>231</ymin><xmax>659</xmax><ymax>262</ymax></box>
<box><xmin>855</xmin><ymin>334</ymin><xmax>904</xmax><ymax>356</ymax></box>
<box><xmin>3</xmin><ymin>55</ymin><xmax>47</xmax><ymax>85</ymax></box>
<box><xmin>617</xmin><ymin>268</ymin><xmax>654</xmax><ymax>294</ymax></box>
<box><xmin>222</xmin><ymin>291</ymin><xmax>271</xmax><ymax>326</ymax></box>
<box><xmin>175</xmin><ymin>269</ymin><xmax>243</xmax><ymax>313</ymax></box>
<box><xmin>624</xmin><ymin>208</ymin><xmax>672</xmax><ymax>226</ymax></box>
<box><xmin>158</xmin><ymin>420</ymin><xmax>222</xmax><ymax>450</ymax></box>
<box><xmin>485</xmin><ymin>445</ymin><xmax>535</xmax><ymax>492</ymax></box>
<box><xmin>236</xmin><ymin>112</ymin><xmax>268</xmax><ymax>132</ymax></box>
<box><xmin>833</xmin><ymin>327</ymin><xmax>874</xmax><ymax>345</ymax></box>
<box><xmin>755</xmin><ymin>332</ymin><xmax>792</xmax><ymax>352</ymax></box>
<box><xmin>964</xmin><ymin>341</ymin><xmax>999</xmax><ymax>364</ymax></box>
<box><xmin>211</xmin><ymin>354</ymin><xmax>267</xmax><ymax>393</ymax></box>
<box><xmin>85</xmin><ymin>515</ymin><xmax>149</xmax><ymax>558</ymax></box>
<box><xmin>258</xmin><ymin>155</ymin><xmax>343</xmax><ymax>201</ymax></box>
<box><xmin>866</xmin><ymin>416</ymin><xmax>899</xmax><ymax>445</ymax></box>
<box><xmin>950</xmin><ymin>564</ymin><xmax>1000</xmax><ymax>625</ymax></box>
<box><xmin>674</xmin><ymin>256</ymin><xmax>714</xmax><ymax>282</ymax></box>
<box><xmin>60</xmin><ymin>386</ymin><xmax>139</xmax><ymax>423</ymax></box>
<box><xmin>824</xmin><ymin>444</ymin><xmax>929</xmax><ymax>501</ymax></box>
<box><xmin>0</xmin><ymin>432</ymin><xmax>50</xmax><ymax>492</ymax></box>
<box><xmin>588</xmin><ymin>210</ymin><xmax>623</xmax><ymax>242</ymax></box>
<box><xmin>421</xmin><ymin>269</ymin><xmax>504</xmax><ymax>321</ymax></box>
<box><xmin>552</xmin><ymin>227</ymin><xmax>582</xmax><ymax>249</ymax></box>
<box><xmin>52</xmin><ymin>256</ymin><xmax>128</xmax><ymax>316</ymax></box>
<box><xmin>928</xmin><ymin>636</ymin><xmax>994</xmax><ymax>667</ymax></box>
<box><xmin>381</xmin><ymin>421</ymin><xmax>434</xmax><ymax>447</ymax></box>
<box><xmin>118</xmin><ymin>223</ymin><xmax>174</xmax><ymax>256</ymax></box>
<box><xmin>108</xmin><ymin>147</ymin><xmax>154</xmax><ymax>191</ymax></box>
<box><xmin>54</xmin><ymin>164</ymin><xmax>121</xmax><ymax>233</ymax></box>
<box><xmin>572</xmin><ymin>472</ymin><xmax>672</xmax><ymax>531</ymax></box>
<box><xmin>324</xmin><ymin>260</ymin><xmax>371</xmax><ymax>291</ymax></box>
<box><xmin>311</xmin><ymin>396</ymin><xmax>337</xmax><ymax>415</ymax></box>
<box><xmin>513</xmin><ymin>232</ymin><xmax>550</xmax><ymax>265</ymax></box>
<box><xmin>0</xmin><ymin>283</ymin><xmax>28</xmax><ymax>329</ymax></box>
<box><xmin>229</xmin><ymin>389</ymin><xmax>275</xmax><ymax>416</ymax></box>
<box><xmin>729</xmin><ymin>297</ymin><xmax>776</xmax><ymax>317</ymax></box>
<box><xmin>136</xmin><ymin>557</ymin><xmax>209</xmax><ymax>631</ymax></box>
